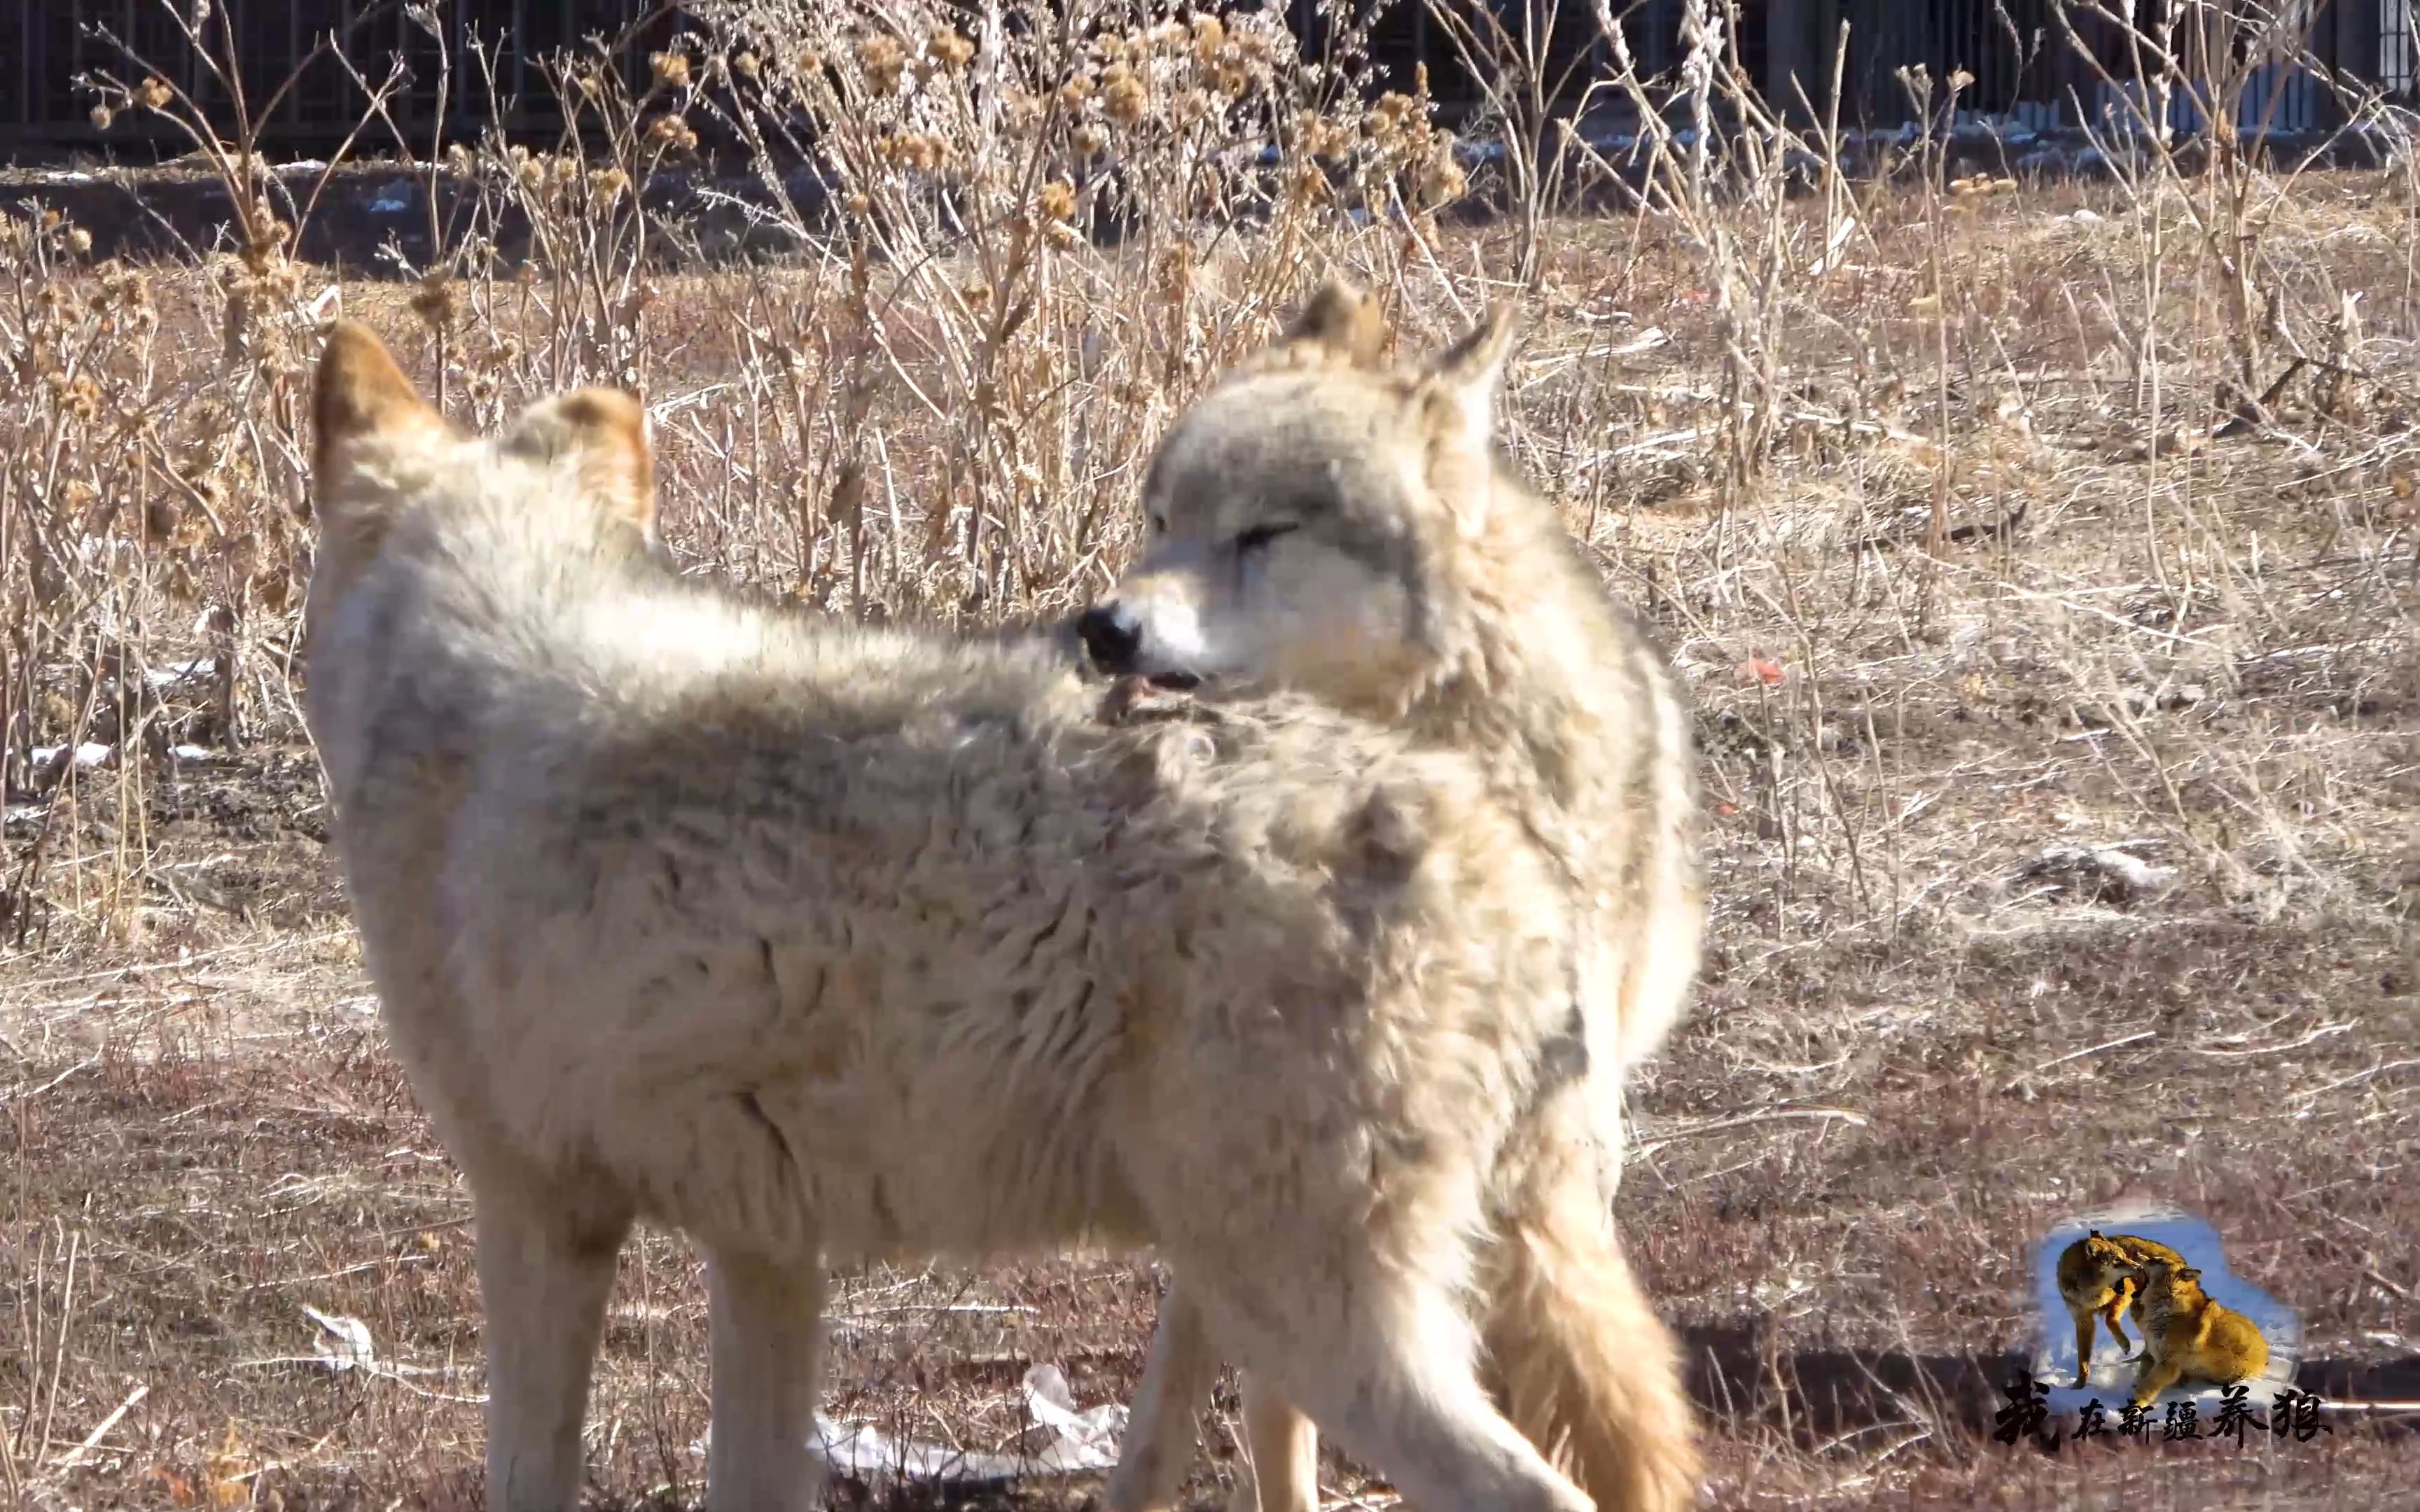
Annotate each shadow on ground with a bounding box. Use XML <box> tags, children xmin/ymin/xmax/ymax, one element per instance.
<box><xmin>1683</xmin><ymin>1324</ymin><xmax>2420</xmax><ymax>1441</ymax></box>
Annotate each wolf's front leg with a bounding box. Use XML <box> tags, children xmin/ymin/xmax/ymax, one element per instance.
<box><xmin>707</xmin><ymin>1247</ymin><xmax>829</xmax><ymax>1512</ymax></box>
<box><xmin>475</xmin><ymin>1190</ymin><xmax>633</xmax><ymax>1512</ymax></box>
<box><xmin>2068</xmin><ymin>1307</ymin><xmax>2099</xmax><ymax>1388</ymax></box>
<box><xmin>2101</xmin><ymin>1298</ymin><xmax>2136</xmax><ymax>1357</ymax></box>
<box><xmin>2128</xmin><ymin>1354</ymin><xmax>2185</xmax><ymax>1409</ymax></box>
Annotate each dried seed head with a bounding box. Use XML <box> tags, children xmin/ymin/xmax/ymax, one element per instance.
<box><xmin>929</xmin><ymin>26</ymin><xmax>975</xmax><ymax>71</ymax></box>
<box><xmin>645</xmin><ymin>114</ymin><xmax>700</xmax><ymax>153</ymax></box>
<box><xmin>589</xmin><ymin>167</ymin><xmax>630</xmax><ymax>202</ymax></box>
<box><xmin>1417</xmin><ymin>144</ymin><xmax>1467</xmax><ymax>209</ymax></box>
<box><xmin>1038</xmin><ymin>178</ymin><xmax>1078</xmax><ymax>222</ymax></box>
<box><xmin>89</xmin><ymin>103</ymin><xmax>116</xmax><ymax>130</ymax></box>
<box><xmin>859</xmin><ymin>33</ymin><xmax>905</xmax><ymax>94</ymax></box>
<box><xmin>409</xmin><ymin>272</ymin><xmax>459</xmax><ymax>330</ymax></box>
<box><xmin>1104</xmin><ymin>71</ymin><xmax>1148</xmax><ymax>125</ymax></box>
<box><xmin>134</xmin><ymin>77</ymin><xmax>172</xmax><ymax>111</ymax></box>
<box><xmin>651</xmin><ymin>50</ymin><xmax>691</xmax><ymax>89</ymax></box>
<box><xmin>1155</xmin><ymin>243</ymin><xmax>1192</xmax><ymax>298</ymax></box>
<box><xmin>735</xmin><ymin>50</ymin><xmax>760</xmax><ymax>79</ymax></box>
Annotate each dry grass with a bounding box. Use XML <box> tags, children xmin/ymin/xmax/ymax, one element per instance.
<box><xmin>6</xmin><ymin>2</ymin><xmax>2419</xmax><ymax>1508</ymax></box>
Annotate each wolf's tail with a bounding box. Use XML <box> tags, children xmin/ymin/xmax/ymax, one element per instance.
<box><xmin>1484</xmin><ymin>1111</ymin><xmax>1701</xmax><ymax>1512</ymax></box>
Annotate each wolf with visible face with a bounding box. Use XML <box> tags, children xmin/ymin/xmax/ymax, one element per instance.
<box><xmin>302</xmin><ymin>321</ymin><xmax>1692</xmax><ymax>1512</ymax></box>
<box><xmin>1087</xmin><ymin>284</ymin><xmax>1703</xmax><ymax>1512</ymax></box>
<box><xmin>2127</xmin><ymin>1259</ymin><xmax>2270</xmax><ymax>1407</ymax></box>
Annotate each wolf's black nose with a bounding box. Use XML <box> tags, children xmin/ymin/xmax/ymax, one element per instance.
<box><xmin>1078</xmin><ymin>603</ymin><xmax>1143</xmax><ymax>673</ymax></box>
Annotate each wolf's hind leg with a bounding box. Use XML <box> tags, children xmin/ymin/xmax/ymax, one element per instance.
<box><xmin>1484</xmin><ymin>1103</ymin><xmax>1699</xmax><ymax>1512</ymax></box>
<box><xmin>475</xmin><ymin>1187</ymin><xmax>632</xmax><ymax>1512</ymax></box>
<box><xmin>1230</xmin><ymin>1373</ymin><xmax>1319</xmax><ymax>1512</ymax></box>
<box><xmin>1099</xmin><ymin>1282</ymin><xmax>1319</xmax><ymax>1512</ymax></box>
<box><xmin>1198</xmin><ymin>1265</ymin><xmax>1593</xmax><ymax>1512</ymax></box>
<box><xmin>706</xmin><ymin>1247</ymin><xmax>828</xmax><ymax>1512</ymax></box>
<box><xmin>1102</xmin><ymin>1280</ymin><xmax>1219</xmax><ymax>1512</ymax></box>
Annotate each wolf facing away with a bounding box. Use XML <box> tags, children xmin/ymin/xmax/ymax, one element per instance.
<box><xmin>303</xmin><ymin>321</ymin><xmax>1684</xmax><ymax>1512</ymax></box>
<box><xmin>1083</xmin><ymin>285</ymin><xmax>1703</xmax><ymax>1512</ymax></box>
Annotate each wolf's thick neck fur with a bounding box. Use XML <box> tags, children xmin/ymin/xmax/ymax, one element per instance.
<box><xmin>1396</xmin><ymin>455</ymin><xmax>1702</xmax><ymax>1076</ymax></box>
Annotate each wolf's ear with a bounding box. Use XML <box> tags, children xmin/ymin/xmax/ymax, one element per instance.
<box><xmin>313</xmin><ymin>321</ymin><xmax>443</xmax><ymax>495</ymax></box>
<box><xmin>1414</xmin><ymin>304</ymin><xmax>1519</xmax><ymax>454</ymax></box>
<box><xmin>502</xmin><ymin>388</ymin><xmax>658</xmax><ymax>543</ymax></box>
<box><xmin>2178</xmin><ymin>1267</ymin><xmax>2201</xmax><ymax>1282</ymax></box>
<box><xmin>1281</xmin><ymin>279</ymin><xmax>1391</xmax><ymax>367</ymax></box>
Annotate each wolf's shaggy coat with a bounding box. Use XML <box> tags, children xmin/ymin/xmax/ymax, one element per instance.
<box><xmin>1088</xmin><ymin>284</ymin><xmax>1702</xmax><ymax>1512</ymax></box>
<box><xmin>303</xmin><ymin>322</ymin><xmax>1688</xmax><ymax>1512</ymax></box>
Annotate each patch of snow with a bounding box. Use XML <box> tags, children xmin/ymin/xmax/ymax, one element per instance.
<box><xmin>144</xmin><ymin>657</ymin><xmax>216</xmax><ymax>690</ymax></box>
<box><xmin>32</xmin><ymin>743</ymin><xmax>114</xmax><ymax>771</ymax></box>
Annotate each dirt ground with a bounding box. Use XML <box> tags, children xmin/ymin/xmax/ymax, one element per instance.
<box><xmin>6</xmin><ymin>161</ymin><xmax>2419</xmax><ymax>1509</ymax></box>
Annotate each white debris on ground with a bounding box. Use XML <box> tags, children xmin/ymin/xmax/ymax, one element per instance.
<box><xmin>691</xmin><ymin>1364</ymin><xmax>1128</xmax><ymax>1487</ymax></box>
<box><xmin>2016</xmin><ymin>843</ymin><xmax>2178</xmax><ymax>907</ymax></box>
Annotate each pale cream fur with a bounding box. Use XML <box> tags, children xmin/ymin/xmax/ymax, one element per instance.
<box><xmin>1087</xmin><ymin>284</ymin><xmax>1702</xmax><ymax>1512</ymax></box>
<box><xmin>302</xmin><ymin>321</ymin><xmax>1685</xmax><ymax>1512</ymax></box>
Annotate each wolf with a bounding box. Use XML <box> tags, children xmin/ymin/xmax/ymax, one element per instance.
<box><xmin>302</xmin><ymin>321</ymin><xmax>1690</xmax><ymax>1512</ymax></box>
<box><xmin>2054</xmin><ymin>1229</ymin><xmax>2188</xmax><ymax>1388</ymax></box>
<box><xmin>1084</xmin><ymin>283</ymin><xmax>1703</xmax><ymax>1512</ymax></box>
<box><xmin>2125</xmin><ymin>1258</ymin><xmax>2269</xmax><ymax>1406</ymax></box>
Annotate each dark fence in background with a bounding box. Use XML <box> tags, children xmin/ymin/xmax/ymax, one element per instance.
<box><xmin>1</xmin><ymin>1</ymin><xmax>2409</xmax><ymax>156</ymax></box>
<box><xmin>1</xmin><ymin>0</ymin><xmax>674</xmax><ymax>155</ymax></box>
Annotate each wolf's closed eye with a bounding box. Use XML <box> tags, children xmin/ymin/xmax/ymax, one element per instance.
<box><xmin>1236</xmin><ymin>522</ymin><xmax>1298</xmax><ymax>552</ymax></box>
